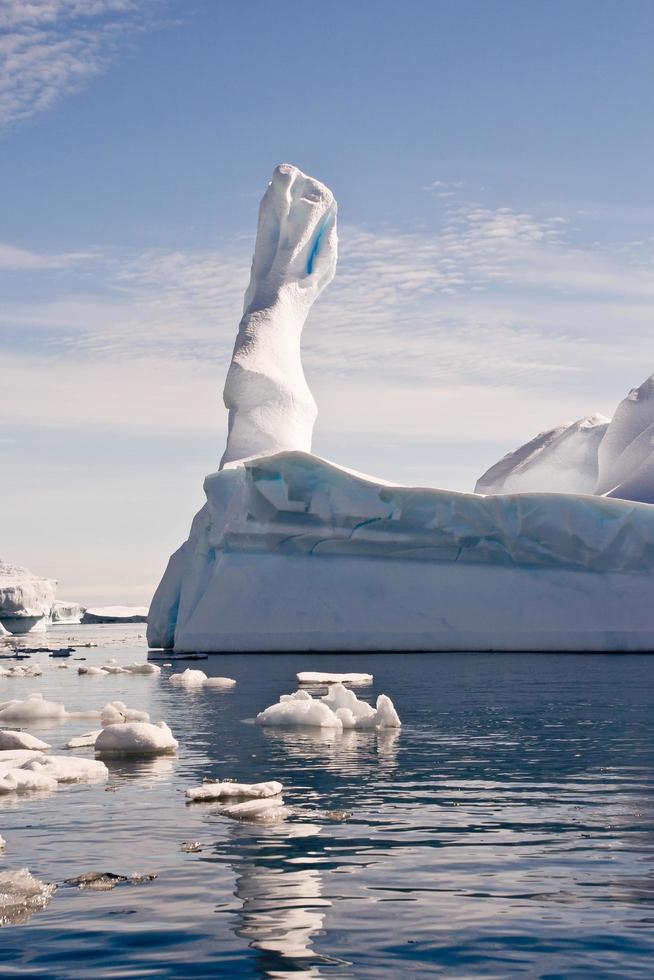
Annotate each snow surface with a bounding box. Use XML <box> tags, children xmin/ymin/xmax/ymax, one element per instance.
<box><xmin>256</xmin><ymin>684</ymin><xmax>401</xmax><ymax>731</ymax></box>
<box><xmin>94</xmin><ymin>720</ymin><xmax>178</xmax><ymax>756</ymax></box>
<box><xmin>297</xmin><ymin>672</ymin><xmax>373</xmax><ymax>685</ymax></box>
<box><xmin>0</xmin><ymin>869</ymin><xmax>56</xmax><ymax>926</ymax></box>
<box><xmin>0</xmin><ymin>729</ymin><xmax>51</xmax><ymax>751</ymax></box>
<box><xmin>186</xmin><ymin>779</ymin><xmax>283</xmax><ymax>802</ymax></box>
<box><xmin>597</xmin><ymin>375</ymin><xmax>654</xmax><ymax>502</ymax></box>
<box><xmin>221</xmin><ymin>164</ymin><xmax>337</xmax><ymax>468</ymax></box>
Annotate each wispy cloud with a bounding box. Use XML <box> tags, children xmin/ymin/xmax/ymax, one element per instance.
<box><xmin>2</xmin><ymin>195</ymin><xmax>653</xmax><ymax>483</ymax></box>
<box><xmin>0</xmin><ymin>0</ymin><xmax>152</xmax><ymax>127</ymax></box>
<box><xmin>0</xmin><ymin>240</ymin><xmax>88</xmax><ymax>268</ymax></box>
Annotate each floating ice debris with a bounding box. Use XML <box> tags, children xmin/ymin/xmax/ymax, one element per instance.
<box><xmin>255</xmin><ymin>684</ymin><xmax>401</xmax><ymax>731</ymax></box>
<box><xmin>0</xmin><ymin>750</ymin><xmax>108</xmax><ymax>794</ymax></box>
<box><xmin>181</xmin><ymin>841</ymin><xmax>202</xmax><ymax>853</ymax></box>
<box><xmin>186</xmin><ymin>779</ymin><xmax>283</xmax><ymax>802</ymax></box>
<box><xmin>98</xmin><ymin>660</ymin><xmax>129</xmax><ymax>675</ymax></box>
<box><xmin>64</xmin><ymin>871</ymin><xmax>156</xmax><ymax>891</ymax></box>
<box><xmin>123</xmin><ymin>662</ymin><xmax>161</xmax><ymax>675</ymax></box>
<box><xmin>0</xmin><ymin>729</ymin><xmax>51</xmax><ymax>751</ymax></box>
<box><xmin>94</xmin><ymin>721</ymin><xmax>178</xmax><ymax>756</ymax></box>
<box><xmin>21</xmin><ymin>755</ymin><xmax>108</xmax><ymax>785</ymax></box>
<box><xmin>78</xmin><ymin>665</ymin><xmax>108</xmax><ymax>676</ymax></box>
<box><xmin>100</xmin><ymin>701</ymin><xmax>150</xmax><ymax>726</ymax></box>
<box><xmin>169</xmin><ymin>669</ymin><xmax>236</xmax><ymax>689</ymax></box>
<box><xmin>0</xmin><ymin>869</ymin><xmax>57</xmax><ymax>926</ymax></box>
<box><xmin>216</xmin><ymin>797</ymin><xmax>288</xmax><ymax>822</ymax></box>
<box><xmin>0</xmin><ymin>663</ymin><xmax>42</xmax><ymax>678</ymax></box>
<box><xmin>169</xmin><ymin>669</ymin><xmax>207</xmax><ymax>686</ymax></box>
<box><xmin>0</xmin><ymin>693</ymin><xmax>67</xmax><ymax>724</ymax></box>
<box><xmin>297</xmin><ymin>671</ymin><xmax>373</xmax><ymax>685</ymax></box>
<box><xmin>65</xmin><ymin>730</ymin><xmax>102</xmax><ymax>750</ymax></box>
<box><xmin>0</xmin><ymin>835</ymin><xmax>5</xmax><ymax>849</ymax></box>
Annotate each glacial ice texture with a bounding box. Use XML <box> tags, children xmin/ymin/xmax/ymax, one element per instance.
<box><xmin>221</xmin><ymin>164</ymin><xmax>337</xmax><ymax>467</ymax></box>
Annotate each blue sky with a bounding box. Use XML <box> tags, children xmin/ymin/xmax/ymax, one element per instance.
<box><xmin>2</xmin><ymin>0</ymin><xmax>653</xmax><ymax>604</ymax></box>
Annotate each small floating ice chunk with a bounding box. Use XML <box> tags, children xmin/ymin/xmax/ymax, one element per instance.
<box><xmin>216</xmin><ymin>797</ymin><xmax>287</xmax><ymax>822</ymax></box>
<box><xmin>297</xmin><ymin>671</ymin><xmax>373</xmax><ymax>685</ymax></box>
<box><xmin>22</xmin><ymin>755</ymin><xmax>108</xmax><ymax>785</ymax></box>
<box><xmin>94</xmin><ymin>720</ymin><xmax>178</xmax><ymax>756</ymax></box>
<box><xmin>169</xmin><ymin>669</ymin><xmax>207</xmax><ymax>686</ymax></box>
<box><xmin>64</xmin><ymin>871</ymin><xmax>156</xmax><ymax>890</ymax></box>
<box><xmin>100</xmin><ymin>659</ymin><xmax>129</xmax><ymax>675</ymax></box>
<box><xmin>0</xmin><ymin>835</ymin><xmax>5</xmax><ymax>849</ymax></box>
<box><xmin>255</xmin><ymin>683</ymin><xmax>401</xmax><ymax>731</ymax></box>
<box><xmin>203</xmin><ymin>676</ymin><xmax>236</xmax><ymax>688</ymax></box>
<box><xmin>100</xmin><ymin>701</ymin><xmax>150</xmax><ymax>726</ymax></box>
<box><xmin>0</xmin><ymin>764</ymin><xmax>57</xmax><ymax>795</ymax></box>
<box><xmin>65</xmin><ymin>730</ymin><xmax>103</xmax><ymax>750</ymax></box>
<box><xmin>123</xmin><ymin>662</ymin><xmax>161</xmax><ymax>675</ymax></box>
<box><xmin>0</xmin><ymin>869</ymin><xmax>57</xmax><ymax>926</ymax></box>
<box><xmin>78</xmin><ymin>665</ymin><xmax>109</xmax><ymax>676</ymax></box>
<box><xmin>0</xmin><ymin>693</ymin><xmax>67</xmax><ymax>724</ymax></box>
<box><xmin>0</xmin><ymin>663</ymin><xmax>43</xmax><ymax>678</ymax></box>
<box><xmin>0</xmin><ymin>730</ymin><xmax>50</xmax><ymax>751</ymax></box>
<box><xmin>186</xmin><ymin>779</ymin><xmax>283</xmax><ymax>802</ymax></box>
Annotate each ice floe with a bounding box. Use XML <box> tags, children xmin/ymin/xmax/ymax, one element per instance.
<box><xmin>94</xmin><ymin>720</ymin><xmax>178</xmax><ymax>756</ymax></box>
<box><xmin>100</xmin><ymin>701</ymin><xmax>150</xmax><ymax>725</ymax></box>
<box><xmin>0</xmin><ymin>693</ymin><xmax>67</xmax><ymax>724</ymax></box>
<box><xmin>0</xmin><ymin>663</ymin><xmax>42</xmax><ymax>678</ymax></box>
<box><xmin>169</xmin><ymin>669</ymin><xmax>235</xmax><ymax>689</ymax></box>
<box><xmin>297</xmin><ymin>671</ymin><xmax>373</xmax><ymax>685</ymax></box>
<box><xmin>256</xmin><ymin>684</ymin><xmax>401</xmax><ymax>731</ymax></box>
<box><xmin>186</xmin><ymin>779</ymin><xmax>283</xmax><ymax>802</ymax></box>
<box><xmin>0</xmin><ymin>729</ymin><xmax>51</xmax><ymax>751</ymax></box>
<box><xmin>216</xmin><ymin>797</ymin><xmax>288</xmax><ymax>822</ymax></box>
<box><xmin>0</xmin><ymin>751</ymin><xmax>107</xmax><ymax>794</ymax></box>
<box><xmin>65</xmin><ymin>730</ymin><xmax>103</xmax><ymax>750</ymax></box>
<box><xmin>0</xmin><ymin>868</ymin><xmax>57</xmax><ymax>926</ymax></box>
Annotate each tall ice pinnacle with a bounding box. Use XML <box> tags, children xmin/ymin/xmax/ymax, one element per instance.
<box><xmin>220</xmin><ymin>164</ymin><xmax>338</xmax><ymax>468</ymax></box>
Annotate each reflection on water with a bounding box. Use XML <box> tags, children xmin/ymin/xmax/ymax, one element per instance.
<box><xmin>2</xmin><ymin>629</ymin><xmax>654</xmax><ymax>977</ymax></box>
<box><xmin>222</xmin><ymin>823</ymin><xmax>330</xmax><ymax>979</ymax></box>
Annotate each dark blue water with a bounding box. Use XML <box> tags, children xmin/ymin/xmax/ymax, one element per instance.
<box><xmin>2</xmin><ymin>626</ymin><xmax>654</xmax><ymax>977</ymax></box>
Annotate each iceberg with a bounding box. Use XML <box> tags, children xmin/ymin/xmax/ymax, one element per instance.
<box><xmin>49</xmin><ymin>600</ymin><xmax>84</xmax><ymax>625</ymax></box>
<box><xmin>148</xmin><ymin>164</ymin><xmax>654</xmax><ymax>654</ymax></box>
<box><xmin>256</xmin><ymin>684</ymin><xmax>401</xmax><ymax>731</ymax></box>
<box><xmin>82</xmin><ymin>605</ymin><xmax>148</xmax><ymax>624</ymax></box>
<box><xmin>0</xmin><ymin>560</ymin><xmax>56</xmax><ymax>635</ymax></box>
<box><xmin>478</xmin><ymin>375</ymin><xmax>654</xmax><ymax>504</ymax></box>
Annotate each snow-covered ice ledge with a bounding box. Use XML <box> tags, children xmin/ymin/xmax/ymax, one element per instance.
<box><xmin>147</xmin><ymin>163</ymin><xmax>654</xmax><ymax>654</ymax></box>
<box><xmin>148</xmin><ymin>451</ymin><xmax>654</xmax><ymax>652</ymax></box>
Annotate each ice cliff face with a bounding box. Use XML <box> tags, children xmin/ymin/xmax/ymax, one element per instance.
<box><xmin>221</xmin><ymin>164</ymin><xmax>337</xmax><ymax>467</ymax></box>
<box><xmin>477</xmin><ymin>375</ymin><xmax>654</xmax><ymax>503</ymax></box>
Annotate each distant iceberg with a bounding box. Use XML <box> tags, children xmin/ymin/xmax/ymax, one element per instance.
<box><xmin>147</xmin><ymin>164</ymin><xmax>654</xmax><ymax>653</ymax></box>
<box><xmin>0</xmin><ymin>560</ymin><xmax>56</xmax><ymax>635</ymax></box>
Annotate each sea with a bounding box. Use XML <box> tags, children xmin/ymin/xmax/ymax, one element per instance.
<box><xmin>2</xmin><ymin>623</ymin><xmax>654</xmax><ymax>978</ymax></box>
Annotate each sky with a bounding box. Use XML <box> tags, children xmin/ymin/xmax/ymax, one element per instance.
<box><xmin>1</xmin><ymin>0</ymin><xmax>653</xmax><ymax>605</ymax></box>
